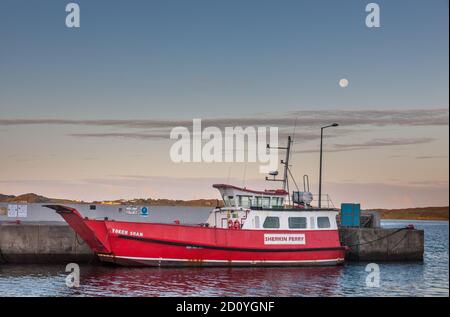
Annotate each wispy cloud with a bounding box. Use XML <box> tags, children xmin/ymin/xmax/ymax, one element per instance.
<box><xmin>69</xmin><ymin>132</ymin><xmax>169</xmax><ymax>140</ymax></box>
<box><xmin>415</xmin><ymin>155</ymin><xmax>448</xmax><ymax>160</ymax></box>
<box><xmin>334</xmin><ymin>137</ymin><xmax>435</xmax><ymax>150</ymax></box>
<box><xmin>0</xmin><ymin>108</ymin><xmax>448</xmax><ymax>129</ymax></box>
<box><xmin>67</xmin><ymin>130</ymin><xmax>329</xmax><ymax>142</ymax></box>
<box><xmin>2</xmin><ymin>109</ymin><xmax>447</xmax><ymax>147</ymax></box>
<box><xmin>288</xmin><ymin>108</ymin><xmax>449</xmax><ymax>127</ymax></box>
<box><xmin>296</xmin><ymin>137</ymin><xmax>436</xmax><ymax>153</ymax></box>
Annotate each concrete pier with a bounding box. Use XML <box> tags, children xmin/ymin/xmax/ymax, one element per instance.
<box><xmin>339</xmin><ymin>227</ymin><xmax>424</xmax><ymax>261</ymax></box>
<box><xmin>0</xmin><ymin>223</ymin><xmax>96</xmax><ymax>264</ymax></box>
<box><xmin>0</xmin><ymin>223</ymin><xmax>424</xmax><ymax>264</ymax></box>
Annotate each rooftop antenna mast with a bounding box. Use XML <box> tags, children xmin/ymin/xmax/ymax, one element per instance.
<box><xmin>266</xmin><ymin>136</ymin><xmax>293</xmax><ymax>193</ymax></box>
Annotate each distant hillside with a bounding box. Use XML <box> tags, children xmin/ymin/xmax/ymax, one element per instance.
<box><xmin>92</xmin><ymin>198</ymin><xmax>224</xmax><ymax>207</ymax></box>
<box><xmin>0</xmin><ymin>193</ymin><xmax>447</xmax><ymax>219</ymax></box>
<box><xmin>0</xmin><ymin>194</ymin><xmax>15</xmax><ymax>201</ymax></box>
<box><xmin>0</xmin><ymin>193</ymin><xmax>223</xmax><ymax>207</ymax></box>
<box><xmin>374</xmin><ymin>206</ymin><xmax>449</xmax><ymax>221</ymax></box>
<box><xmin>0</xmin><ymin>193</ymin><xmax>77</xmax><ymax>204</ymax></box>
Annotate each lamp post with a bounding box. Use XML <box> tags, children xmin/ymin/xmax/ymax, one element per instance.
<box><xmin>318</xmin><ymin>123</ymin><xmax>339</xmax><ymax>208</ymax></box>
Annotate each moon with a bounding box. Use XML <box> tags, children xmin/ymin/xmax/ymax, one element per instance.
<box><xmin>339</xmin><ymin>78</ymin><xmax>349</xmax><ymax>88</ymax></box>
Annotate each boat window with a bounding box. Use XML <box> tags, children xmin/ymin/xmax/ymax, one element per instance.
<box><xmin>263</xmin><ymin>216</ymin><xmax>280</xmax><ymax>229</ymax></box>
<box><xmin>262</xmin><ymin>197</ymin><xmax>271</xmax><ymax>208</ymax></box>
<box><xmin>238</xmin><ymin>195</ymin><xmax>251</xmax><ymax>208</ymax></box>
<box><xmin>288</xmin><ymin>217</ymin><xmax>307</xmax><ymax>229</ymax></box>
<box><xmin>317</xmin><ymin>217</ymin><xmax>331</xmax><ymax>228</ymax></box>
<box><xmin>248</xmin><ymin>196</ymin><xmax>254</xmax><ymax>207</ymax></box>
<box><xmin>271</xmin><ymin>197</ymin><xmax>280</xmax><ymax>207</ymax></box>
<box><xmin>255</xmin><ymin>196</ymin><xmax>262</xmax><ymax>207</ymax></box>
<box><xmin>226</xmin><ymin>196</ymin><xmax>235</xmax><ymax>207</ymax></box>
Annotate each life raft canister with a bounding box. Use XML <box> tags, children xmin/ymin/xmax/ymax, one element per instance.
<box><xmin>228</xmin><ymin>219</ymin><xmax>234</xmax><ymax>229</ymax></box>
<box><xmin>233</xmin><ymin>219</ymin><xmax>240</xmax><ymax>230</ymax></box>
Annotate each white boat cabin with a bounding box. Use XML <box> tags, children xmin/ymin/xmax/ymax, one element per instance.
<box><xmin>205</xmin><ymin>208</ymin><xmax>339</xmax><ymax>231</ymax></box>
<box><xmin>206</xmin><ymin>184</ymin><xmax>338</xmax><ymax>231</ymax></box>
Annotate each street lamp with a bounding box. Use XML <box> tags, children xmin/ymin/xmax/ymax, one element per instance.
<box><xmin>318</xmin><ymin>123</ymin><xmax>339</xmax><ymax>208</ymax></box>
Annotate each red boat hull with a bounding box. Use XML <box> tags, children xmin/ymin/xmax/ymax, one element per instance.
<box><xmin>45</xmin><ymin>205</ymin><xmax>346</xmax><ymax>267</ymax></box>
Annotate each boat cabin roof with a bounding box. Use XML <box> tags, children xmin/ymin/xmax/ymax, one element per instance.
<box><xmin>213</xmin><ymin>184</ymin><xmax>288</xmax><ymax>196</ymax></box>
<box><xmin>213</xmin><ymin>183</ymin><xmax>288</xmax><ymax>209</ymax></box>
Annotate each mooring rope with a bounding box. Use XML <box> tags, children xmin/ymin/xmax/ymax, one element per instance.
<box><xmin>345</xmin><ymin>227</ymin><xmax>408</xmax><ymax>248</ymax></box>
<box><xmin>389</xmin><ymin>230</ymin><xmax>410</xmax><ymax>251</ymax></box>
<box><xmin>0</xmin><ymin>245</ymin><xmax>7</xmax><ymax>264</ymax></box>
<box><xmin>75</xmin><ymin>233</ymin><xmax>85</xmax><ymax>245</ymax></box>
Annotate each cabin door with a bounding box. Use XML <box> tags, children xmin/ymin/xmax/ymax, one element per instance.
<box><xmin>221</xmin><ymin>218</ymin><xmax>228</xmax><ymax>229</ymax></box>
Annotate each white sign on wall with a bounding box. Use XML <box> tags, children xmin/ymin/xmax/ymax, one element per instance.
<box><xmin>125</xmin><ymin>206</ymin><xmax>138</xmax><ymax>215</ymax></box>
<box><xmin>7</xmin><ymin>204</ymin><xmax>18</xmax><ymax>218</ymax></box>
<box><xmin>17</xmin><ymin>205</ymin><xmax>27</xmax><ymax>218</ymax></box>
<box><xmin>264</xmin><ymin>234</ymin><xmax>306</xmax><ymax>245</ymax></box>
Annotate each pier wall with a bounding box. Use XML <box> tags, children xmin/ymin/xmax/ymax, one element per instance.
<box><xmin>0</xmin><ymin>223</ymin><xmax>96</xmax><ymax>264</ymax></box>
<box><xmin>0</xmin><ymin>223</ymin><xmax>424</xmax><ymax>264</ymax></box>
<box><xmin>339</xmin><ymin>227</ymin><xmax>424</xmax><ymax>261</ymax></box>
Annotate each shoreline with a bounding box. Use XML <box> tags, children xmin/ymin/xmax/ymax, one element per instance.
<box><xmin>1</xmin><ymin>193</ymin><xmax>448</xmax><ymax>221</ymax></box>
<box><xmin>379</xmin><ymin>216</ymin><xmax>449</xmax><ymax>221</ymax></box>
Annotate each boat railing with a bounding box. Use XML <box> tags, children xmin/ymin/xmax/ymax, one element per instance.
<box><xmin>310</xmin><ymin>194</ymin><xmax>335</xmax><ymax>209</ymax></box>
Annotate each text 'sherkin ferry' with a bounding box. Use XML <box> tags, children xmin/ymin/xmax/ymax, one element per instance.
<box><xmin>45</xmin><ymin>136</ymin><xmax>346</xmax><ymax>267</ymax></box>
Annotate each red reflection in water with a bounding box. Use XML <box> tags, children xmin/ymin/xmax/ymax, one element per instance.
<box><xmin>74</xmin><ymin>265</ymin><xmax>345</xmax><ymax>296</ymax></box>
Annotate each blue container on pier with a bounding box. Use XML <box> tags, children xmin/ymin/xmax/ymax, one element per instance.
<box><xmin>340</xmin><ymin>203</ymin><xmax>361</xmax><ymax>227</ymax></box>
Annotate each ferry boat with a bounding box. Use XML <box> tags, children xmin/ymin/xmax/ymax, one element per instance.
<box><xmin>45</xmin><ymin>137</ymin><xmax>346</xmax><ymax>267</ymax></box>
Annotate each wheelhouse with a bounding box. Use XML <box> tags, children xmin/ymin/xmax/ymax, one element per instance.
<box><xmin>213</xmin><ymin>184</ymin><xmax>287</xmax><ymax>209</ymax></box>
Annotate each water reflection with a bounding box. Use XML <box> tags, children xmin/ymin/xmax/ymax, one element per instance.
<box><xmin>69</xmin><ymin>265</ymin><xmax>344</xmax><ymax>297</ymax></box>
<box><xmin>0</xmin><ymin>220</ymin><xmax>448</xmax><ymax>297</ymax></box>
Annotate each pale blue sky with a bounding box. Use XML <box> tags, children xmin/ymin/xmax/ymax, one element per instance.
<box><xmin>0</xmin><ymin>0</ymin><xmax>448</xmax><ymax>118</ymax></box>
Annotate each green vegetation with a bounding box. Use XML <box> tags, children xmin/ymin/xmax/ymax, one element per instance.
<box><xmin>0</xmin><ymin>193</ymin><xmax>224</xmax><ymax>207</ymax></box>
<box><xmin>0</xmin><ymin>193</ymin><xmax>76</xmax><ymax>204</ymax></box>
<box><xmin>373</xmin><ymin>206</ymin><xmax>448</xmax><ymax>221</ymax></box>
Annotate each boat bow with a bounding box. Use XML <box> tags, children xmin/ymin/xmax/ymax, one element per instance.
<box><xmin>44</xmin><ymin>205</ymin><xmax>112</xmax><ymax>254</ymax></box>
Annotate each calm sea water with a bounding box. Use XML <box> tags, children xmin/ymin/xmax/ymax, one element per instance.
<box><xmin>0</xmin><ymin>220</ymin><xmax>448</xmax><ymax>297</ymax></box>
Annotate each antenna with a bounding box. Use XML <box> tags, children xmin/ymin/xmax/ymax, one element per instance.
<box><xmin>292</xmin><ymin>117</ymin><xmax>299</xmax><ymax>143</ymax></box>
<box><xmin>303</xmin><ymin>174</ymin><xmax>310</xmax><ymax>192</ymax></box>
<box><xmin>289</xmin><ymin>116</ymin><xmax>299</xmax><ymax>183</ymax></box>
<box><xmin>266</xmin><ymin>136</ymin><xmax>292</xmax><ymax>194</ymax></box>
<box><xmin>242</xmin><ymin>163</ymin><xmax>247</xmax><ymax>188</ymax></box>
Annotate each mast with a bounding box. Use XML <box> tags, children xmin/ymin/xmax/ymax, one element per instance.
<box><xmin>282</xmin><ymin>136</ymin><xmax>291</xmax><ymax>191</ymax></box>
<box><xmin>266</xmin><ymin>136</ymin><xmax>292</xmax><ymax>192</ymax></box>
